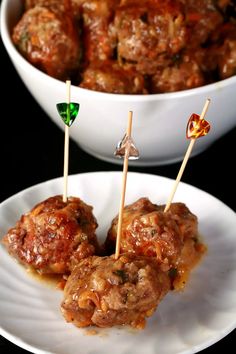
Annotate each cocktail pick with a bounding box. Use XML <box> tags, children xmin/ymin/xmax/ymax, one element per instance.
<box><xmin>164</xmin><ymin>99</ymin><xmax>211</xmax><ymax>212</ymax></box>
<box><xmin>115</xmin><ymin>133</ymin><xmax>140</xmax><ymax>160</ymax></box>
<box><xmin>114</xmin><ymin>111</ymin><xmax>139</xmax><ymax>259</ymax></box>
<box><xmin>56</xmin><ymin>80</ymin><xmax>80</xmax><ymax>202</ymax></box>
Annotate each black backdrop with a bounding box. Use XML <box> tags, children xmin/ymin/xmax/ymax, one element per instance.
<box><xmin>0</xmin><ymin>9</ymin><xmax>235</xmax><ymax>354</ymax></box>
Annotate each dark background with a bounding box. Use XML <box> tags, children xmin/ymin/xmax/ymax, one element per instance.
<box><xmin>0</xmin><ymin>23</ymin><xmax>235</xmax><ymax>354</ymax></box>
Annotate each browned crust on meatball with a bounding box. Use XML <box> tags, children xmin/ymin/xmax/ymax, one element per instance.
<box><xmin>79</xmin><ymin>60</ymin><xmax>147</xmax><ymax>94</ymax></box>
<box><xmin>150</xmin><ymin>55</ymin><xmax>205</xmax><ymax>93</ymax></box>
<box><xmin>61</xmin><ymin>254</ymin><xmax>170</xmax><ymax>328</ymax></box>
<box><xmin>13</xmin><ymin>0</ymin><xmax>235</xmax><ymax>93</ymax></box>
<box><xmin>182</xmin><ymin>0</ymin><xmax>224</xmax><ymax>46</ymax></box>
<box><xmin>104</xmin><ymin>198</ymin><xmax>206</xmax><ymax>290</ymax></box>
<box><xmin>114</xmin><ymin>0</ymin><xmax>187</xmax><ymax>75</ymax></box>
<box><xmin>80</xmin><ymin>0</ymin><xmax>120</xmax><ymax>62</ymax></box>
<box><xmin>2</xmin><ymin>195</ymin><xmax>99</xmax><ymax>274</ymax></box>
<box><xmin>13</xmin><ymin>3</ymin><xmax>81</xmax><ymax>80</ymax></box>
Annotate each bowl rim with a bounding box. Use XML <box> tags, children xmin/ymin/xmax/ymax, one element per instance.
<box><xmin>1</xmin><ymin>0</ymin><xmax>236</xmax><ymax>103</ymax></box>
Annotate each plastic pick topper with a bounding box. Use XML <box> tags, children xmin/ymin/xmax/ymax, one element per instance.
<box><xmin>114</xmin><ymin>134</ymin><xmax>139</xmax><ymax>160</ymax></box>
<box><xmin>186</xmin><ymin>113</ymin><xmax>210</xmax><ymax>139</ymax></box>
<box><xmin>56</xmin><ymin>103</ymin><xmax>80</xmax><ymax>127</ymax></box>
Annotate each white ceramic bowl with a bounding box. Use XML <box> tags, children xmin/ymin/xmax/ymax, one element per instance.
<box><xmin>1</xmin><ymin>0</ymin><xmax>236</xmax><ymax>166</ymax></box>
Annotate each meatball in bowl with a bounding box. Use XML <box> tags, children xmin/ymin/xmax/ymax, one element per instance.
<box><xmin>1</xmin><ymin>0</ymin><xmax>236</xmax><ymax>166</ymax></box>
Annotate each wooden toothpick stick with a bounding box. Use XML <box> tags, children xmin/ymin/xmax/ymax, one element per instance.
<box><xmin>56</xmin><ymin>81</ymin><xmax>80</xmax><ymax>203</ymax></box>
<box><xmin>63</xmin><ymin>80</ymin><xmax>71</xmax><ymax>202</ymax></box>
<box><xmin>164</xmin><ymin>99</ymin><xmax>211</xmax><ymax>212</ymax></box>
<box><xmin>115</xmin><ymin>111</ymin><xmax>133</xmax><ymax>259</ymax></box>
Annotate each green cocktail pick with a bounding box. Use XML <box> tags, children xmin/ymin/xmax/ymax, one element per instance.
<box><xmin>56</xmin><ymin>102</ymin><xmax>80</xmax><ymax>127</ymax></box>
<box><xmin>56</xmin><ymin>80</ymin><xmax>80</xmax><ymax>202</ymax></box>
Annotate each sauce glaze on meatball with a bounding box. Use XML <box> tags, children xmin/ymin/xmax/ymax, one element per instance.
<box><xmin>105</xmin><ymin>198</ymin><xmax>206</xmax><ymax>290</ymax></box>
<box><xmin>2</xmin><ymin>195</ymin><xmax>99</xmax><ymax>274</ymax></box>
<box><xmin>61</xmin><ymin>254</ymin><xmax>170</xmax><ymax>328</ymax></box>
<box><xmin>13</xmin><ymin>1</ymin><xmax>81</xmax><ymax>80</ymax></box>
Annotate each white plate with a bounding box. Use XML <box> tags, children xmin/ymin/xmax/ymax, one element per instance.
<box><xmin>0</xmin><ymin>172</ymin><xmax>236</xmax><ymax>354</ymax></box>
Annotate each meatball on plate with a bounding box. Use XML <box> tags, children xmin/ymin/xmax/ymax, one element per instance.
<box><xmin>61</xmin><ymin>254</ymin><xmax>170</xmax><ymax>329</ymax></box>
<box><xmin>0</xmin><ymin>172</ymin><xmax>236</xmax><ymax>354</ymax></box>
<box><xmin>105</xmin><ymin>197</ymin><xmax>206</xmax><ymax>290</ymax></box>
<box><xmin>2</xmin><ymin>195</ymin><xmax>99</xmax><ymax>274</ymax></box>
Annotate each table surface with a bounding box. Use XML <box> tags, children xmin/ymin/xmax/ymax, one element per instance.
<box><xmin>1</xmin><ymin>34</ymin><xmax>235</xmax><ymax>353</ymax></box>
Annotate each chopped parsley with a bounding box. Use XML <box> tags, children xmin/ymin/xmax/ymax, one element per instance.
<box><xmin>113</xmin><ymin>269</ymin><xmax>128</xmax><ymax>283</ymax></box>
<box><xmin>168</xmin><ymin>268</ymin><xmax>178</xmax><ymax>279</ymax></box>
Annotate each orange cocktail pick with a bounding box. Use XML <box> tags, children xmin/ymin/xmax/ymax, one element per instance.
<box><xmin>164</xmin><ymin>99</ymin><xmax>211</xmax><ymax>212</ymax></box>
<box><xmin>186</xmin><ymin>113</ymin><xmax>210</xmax><ymax>139</ymax></box>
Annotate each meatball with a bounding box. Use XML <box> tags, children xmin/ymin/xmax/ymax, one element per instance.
<box><xmin>166</xmin><ymin>202</ymin><xmax>198</xmax><ymax>240</ymax></box>
<box><xmin>105</xmin><ymin>198</ymin><xmax>183</xmax><ymax>269</ymax></box>
<box><xmin>79</xmin><ymin>0</ymin><xmax>120</xmax><ymax>62</ymax></box>
<box><xmin>2</xmin><ymin>196</ymin><xmax>99</xmax><ymax>274</ymax></box>
<box><xmin>12</xmin><ymin>3</ymin><xmax>81</xmax><ymax>80</ymax></box>
<box><xmin>211</xmin><ymin>23</ymin><xmax>236</xmax><ymax>79</ymax></box>
<box><xmin>114</xmin><ymin>0</ymin><xmax>187</xmax><ymax>75</ymax></box>
<box><xmin>216</xmin><ymin>0</ymin><xmax>232</xmax><ymax>11</ymax></box>
<box><xmin>182</xmin><ymin>0</ymin><xmax>223</xmax><ymax>46</ymax></box>
<box><xmin>218</xmin><ymin>37</ymin><xmax>236</xmax><ymax>78</ymax></box>
<box><xmin>79</xmin><ymin>61</ymin><xmax>146</xmax><ymax>93</ymax></box>
<box><xmin>150</xmin><ymin>54</ymin><xmax>205</xmax><ymax>93</ymax></box>
<box><xmin>105</xmin><ymin>198</ymin><xmax>205</xmax><ymax>290</ymax></box>
<box><xmin>163</xmin><ymin>202</ymin><xmax>206</xmax><ymax>290</ymax></box>
<box><xmin>61</xmin><ymin>254</ymin><xmax>170</xmax><ymax>328</ymax></box>
<box><xmin>25</xmin><ymin>0</ymin><xmax>83</xmax><ymax>19</ymax></box>
<box><xmin>24</xmin><ymin>0</ymin><xmax>70</xmax><ymax>14</ymax></box>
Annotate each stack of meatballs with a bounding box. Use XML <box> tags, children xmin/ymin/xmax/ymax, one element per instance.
<box><xmin>13</xmin><ymin>0</ymin><xmax>236</xmax><ymax>94</ymax></box>
<box><xmin>2</xmin><ymin>194</ymin><xmax>205</xmax><ymax>329</ymax></box>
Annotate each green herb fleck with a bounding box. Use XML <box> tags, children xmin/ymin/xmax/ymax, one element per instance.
<box><xmin>151</xmin><ymin>229</ymin><xmax>156</xmax><ymax>236</ymax></box>
<box><xmin>172</xmin><ymin>53</ymin><xmax>181</xmax><ymax>66</ymax></box>
<box><xmin>192</xmin><ymin>236</ymin><xmax>198</xmax><ymax>244</ymax></box>
<box><xmin>168</xmin><ymin>268</ymin><xmax>178</xmax><ymax>279</ymax></box>
<box><xmin>113</xmin><ymin>269</ymin><xmax>128</xmax><ymax>283</ymax></box>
